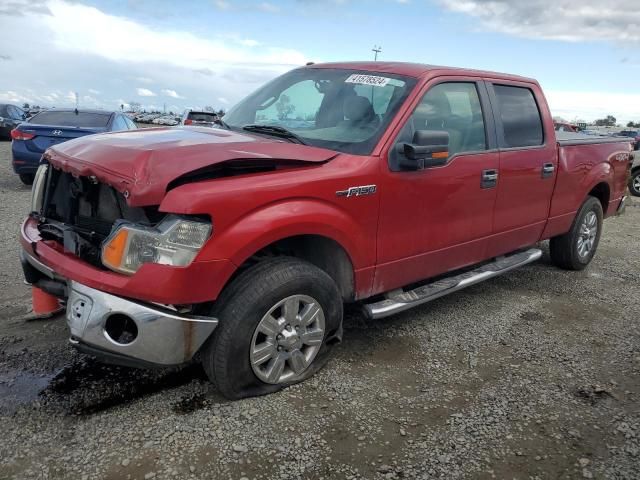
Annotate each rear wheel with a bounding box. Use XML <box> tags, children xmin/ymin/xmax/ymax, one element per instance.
<box><xmin>19</xmin><ymin>173</ymin><xmax>34</xmax><ymax>185</ymax></box>
<box><xmin>201</xmin><ymin>257</ymin><xmax>343</xmax><ymax>399</ymax></box>
<box><xmin>629</xmin><ymin>169</ymin><xmax>640</xmax><ymax>197</ymax></box>
<box><xmin>550</xmin><ymin>196</ymin><xmax>603</xmax><ymax>270</ymax></box>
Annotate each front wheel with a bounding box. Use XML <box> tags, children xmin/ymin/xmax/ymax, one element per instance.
<box><xmin>629</xmin><ymin>169</ymin><xmax>640</xmax><ymax>197</ymax></box>
<box><xmin>550</xmin><ymin>196</ymin><xmax>603</xmax><ymax>270</ymax></box>
<box><xmin>201</xmin><ymin>257</ymin><xmax>343</xmax><ymax>399</ymax></box>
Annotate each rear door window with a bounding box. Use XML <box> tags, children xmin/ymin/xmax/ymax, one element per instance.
<box><xmin>187</xmin><ymin>112</ymin><xmax>217</xmax><ymax>122</ymax></box>
<box><xmin>112</xmin><ymin>115</ymin><xmax>128</xmax><ymax>131</ymax></box>
<box><xmin>124</xmin><ymin>117</ymin><xmax>137</xmax><ymax>129</ymax></box>
<box><xmin>8</xmin><ymin>105</ymin><xmax>25</xmax><ymax>120</ymax></box>
<box><xmin>29</xmin><ymin>111</ymin><xmax>111</xmax><ymax>128</ymax></box>
<box><xmin>492</xmin><ymin>85</ymin><xmax>544</xmax><ymax>148</ymax></box>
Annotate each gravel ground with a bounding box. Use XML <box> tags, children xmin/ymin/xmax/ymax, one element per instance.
<box><xmin>0</xmin><ymin>138</ymin><xmax>639</xmax><ymax>480</ymax></box>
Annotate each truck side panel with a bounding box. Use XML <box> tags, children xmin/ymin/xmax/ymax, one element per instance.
<box><xmin>541</xmin><ymin>142</ymin><xmax>631</xmax><ymax>239</ymax></box>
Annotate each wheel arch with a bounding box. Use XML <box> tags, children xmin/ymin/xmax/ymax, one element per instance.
<box><xmin>195</xmin><ymin>198</ymin><xmax>376</xmax><ymax>302</ymax></box>
<box><xmin>587</xmin><ymin>181</ymin><xmax>610</xmax><ymax>213</ymax></box>
<box><xmin>629</xmin><ymin>165</ymin><xmax>640</xmax><ymax>197</ymax></box>
<box><xmin>233</xmin><ymin>234</ymin><xmax>356</xmax><ymax>301</ymax></box>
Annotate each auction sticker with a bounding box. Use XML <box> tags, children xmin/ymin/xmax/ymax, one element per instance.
<box><xmin>345</xmin><ymin>74</ymin><xmax>390</xmax><ymax>87</ymax></box>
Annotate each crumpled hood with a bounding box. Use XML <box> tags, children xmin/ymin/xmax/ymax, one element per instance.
<box><xmin>45</xmin><ymin>126</ymin><xmax>337</xmax><ymax>206</ymax></box>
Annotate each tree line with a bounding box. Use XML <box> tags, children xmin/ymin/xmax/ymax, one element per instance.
<box><xmin>592</xmin><ymin>115</ymin><xmax>640</xmax><ymax>128</ymax></box>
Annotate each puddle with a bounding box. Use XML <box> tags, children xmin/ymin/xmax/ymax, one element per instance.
<box><xmin>0</xmin><ymin>371</ymin><xmax>54</xmax><ymax>414</ymax></box>
<box><xmin>520</xmin><ymin>311</ymin><xmax>546</xmax><ymax>323</ymax></box>
<box><xmin>574</xmin><ymin>385</ymin><xmax>616</xmax><ymax>405</ymax></box>
<box><xmin>171</xmin><ymin>392</ymin><xmax>210</xmax><ymax>414</ymax></box>
<box><xmin>38</xmin><ymin>357</ymin><xmax>208</xmax><ymax>415</ymax></box>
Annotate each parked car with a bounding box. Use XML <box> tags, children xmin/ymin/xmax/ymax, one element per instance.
<box><xmin>139</xmin><ymin>113</ymin><xmax>161</xmax><ymax>123</ymax></box>
<box><xmin>554</xmin><ymin>122</ymin><xmax>576</xmax><ymax>132</ymax></box>
<box><xmin>11</xmin><ymin>109</ymin><xmax>136</xmax><ymax>185</ymax></box>
<box><xmin>181</xmin><ymin>109</ymin><xmax>219</xmax><ymax>127</ymax></box>
<box><xmin>20</xmin><ymin>63</ymin><xmax>632</xmax><ymax>399</ymax></box>
<box><xmin>581</xmin><ymin>129</ymin><xmax>603</xmax><ymax>136</ymax></box>
<box><xmin>0</xmin><ymin>104</ymin><xmax>27</xmax><ymax>139</ymax></box>
<box><xmin>616</xmin><ymin>130</ymin><xmax>640</xmax><ymax>150</ymax></box>
<box><xmin>152</xmin><ymin>115</ymin><xmax>179</xmax><ymax>126</ymax></box>
<box><xmin>629</xmin><ymin>152</ymin><xmax>640</xmax><ymax>197</ymax></box>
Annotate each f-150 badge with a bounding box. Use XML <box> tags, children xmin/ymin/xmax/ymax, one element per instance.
<box><xmin>336</xmin><ymin>185</ymin><xmax>377</xmax><ymax>197</ymax></box>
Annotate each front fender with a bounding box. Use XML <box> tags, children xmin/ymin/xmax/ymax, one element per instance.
<box><xmin>198</xmin><ymin>198</ymin><xmax>375</xmax><ymax>269</ymax></box>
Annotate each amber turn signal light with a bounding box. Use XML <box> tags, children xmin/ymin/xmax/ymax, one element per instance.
<box><xmin>102</xmin><ymin>229</ymin><xmax>129</xmax><ymax>270</ymax></box>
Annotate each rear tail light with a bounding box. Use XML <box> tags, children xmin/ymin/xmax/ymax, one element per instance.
<box><xmin>184</xmin><ymin>119</ymin><xmax>193</xmax><ymax>125</ymax></box>
<box><xmin>11</xmin><ymin>129</ymin><xmax>35</xmax><ymax>141</ymax></box>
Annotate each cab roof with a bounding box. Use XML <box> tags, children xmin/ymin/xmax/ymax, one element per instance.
<box><xmin>307</xmin><ymin>61</ymin><xmax>537</xmax><ymax>84</ymax></box>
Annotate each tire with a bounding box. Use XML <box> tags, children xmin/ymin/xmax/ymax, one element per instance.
<box><xmin>19</xmin><ymin>173</ymin><xmax>34</xmax><ymax>185</ymax></box>
<box><xmin>201</xmin><ymin>257</ymin><xmax>343</xmax><ymax>399</ymax></box>
<box><xmin>629</xmin><ymin>169</ymin><xmax>640</xmax><ymax>197</ymax></box>
<box><xmin>550</xmin><ymin>196</ymin><xmax>603</xmax><ymax>271</ymax></box>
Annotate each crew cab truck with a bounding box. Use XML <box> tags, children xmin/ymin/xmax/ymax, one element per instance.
<box><xmin>20</xmin><ymin>62</ymin><xmax>632</xmax><ymax>399</ymax></box>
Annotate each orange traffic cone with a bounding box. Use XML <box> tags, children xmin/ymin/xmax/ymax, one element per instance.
<box><xmin>28</xmin><ymin>286</ymin><xmax>63</xmax><ymax>320</ymax></box>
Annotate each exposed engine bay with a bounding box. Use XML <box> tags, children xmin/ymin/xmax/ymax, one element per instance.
<box><xmin>36</xmin><ymin>167</ymin><xmax>162</xmax><ymax>268</ymax></box>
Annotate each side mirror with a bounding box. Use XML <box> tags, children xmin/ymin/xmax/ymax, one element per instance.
<box><xmin>397</xmin><ymin>130</ymin><xmax>449</xmax><ymax>170</ymax></box>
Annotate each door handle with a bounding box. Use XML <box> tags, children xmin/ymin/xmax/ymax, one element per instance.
<box><xmin>481</xmin><ymin>169</ymin><xmax>498</xmax><ymax>189</ymax></box>
<box><xmin>542</xmin><ymin>163</ymin><xmax>555</xmax><ymax>179</ymax></box>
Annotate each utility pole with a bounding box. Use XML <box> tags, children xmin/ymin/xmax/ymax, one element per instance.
<box><xmin>372</xmin><ymin>45</ymin><xmax>382</xmax><ymax>61</ymax></box>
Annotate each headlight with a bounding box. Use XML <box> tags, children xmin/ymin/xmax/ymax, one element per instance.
<box><xmin>101</xmin><ymin>215</ymin><xmax>212</xmax><ymax>275</ymax></box>
<box><xmin>30</xmin><ymin>164</ymin><xmax>48</xmax><ymax>213</ymax></box>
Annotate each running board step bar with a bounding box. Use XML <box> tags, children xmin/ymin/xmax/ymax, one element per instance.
<box><xmin>363</xmin><ymin>248</ymin><xmax>542</xmax><ymax>320</ymax></box>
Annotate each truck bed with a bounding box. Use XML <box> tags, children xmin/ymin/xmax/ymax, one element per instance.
<box><xmin>556</xmin><ymin>131</ymin><xmax>633</xmax><ymax>147</ymax></box>
<box><xmin>549</xmin><ymin>133</ymin><xmax>631</xmax><ymax>228</ymax></box>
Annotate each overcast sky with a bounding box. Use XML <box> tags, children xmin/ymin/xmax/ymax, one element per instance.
<box><xmin>0</xmin><ymin>0</ymin><xmax>639</xmax><ymax>123</ymax></box>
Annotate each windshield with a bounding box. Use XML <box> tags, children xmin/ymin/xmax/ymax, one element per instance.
<box><xmin>29</xmin><ymin>111</ymin><xmax>110</xmax><ymax>128</ymax></box>
<box><xmin>223</xmin><ymin>68</ymin><xmax>417</xmax><ymax>155</ymax></box>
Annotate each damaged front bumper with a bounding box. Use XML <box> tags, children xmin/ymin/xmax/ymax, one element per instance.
<box><xmin>21</xmin><ymin>250</ymin><xmax>218</xmax><ymax>367</ymax></box>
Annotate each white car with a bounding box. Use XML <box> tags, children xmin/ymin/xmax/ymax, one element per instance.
<box><xmin>140</xmin><ymin>113</ymin><xmax>161</xmax><ymax>123</ymax></box>
<box><xmin>152</xmin><ymin>116</ymin><xmax>178</xmax><ymax>126</ymax></box>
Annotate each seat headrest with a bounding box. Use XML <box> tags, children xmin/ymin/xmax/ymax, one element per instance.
<box><xmin>343</xmin><ymin>96</ymin><xmax>375</xmax><ymax>123</ymax></box>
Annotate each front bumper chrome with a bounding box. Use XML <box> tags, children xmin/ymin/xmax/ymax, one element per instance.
<box><xmin>66</xmin><ymin>281</ymin><xmax>218</xmax><ymax>366</ymax></box>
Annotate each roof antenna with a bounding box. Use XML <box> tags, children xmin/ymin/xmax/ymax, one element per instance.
<box><xmin>372</xmin><ymin>45</ymin><xmax>382</xmax><ymax>61</ymax></box>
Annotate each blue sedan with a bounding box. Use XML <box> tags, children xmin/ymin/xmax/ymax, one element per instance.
<box><xmin>11</xmin><ymin>109</ymin><xmax>137</xmax><ymax>185</ymax></box>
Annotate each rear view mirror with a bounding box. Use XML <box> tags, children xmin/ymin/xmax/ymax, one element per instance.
<box><xmin>397</xmin><ymin>130</ymin><xmax>449</xmax><ymax>170</ymax></box>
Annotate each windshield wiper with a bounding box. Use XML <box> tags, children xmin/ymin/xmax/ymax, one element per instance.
<box><xmin>242</xmin><ymin>124</ymin><xmax>307</xmax><ymax>145</ymax></box>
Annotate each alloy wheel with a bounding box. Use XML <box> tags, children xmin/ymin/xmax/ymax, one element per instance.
<box><xmin>250</xmin><ymin>294</ymin><xmax>325</xmax><ymax>384</ymax></box>
<box><xmin>577</xmin><ymin>211</ymin><xmax>598</xmax><ymax>258</ymax></box>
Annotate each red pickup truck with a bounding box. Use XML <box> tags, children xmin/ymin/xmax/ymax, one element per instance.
<box><xmin>20</xmin><ymin>62</ymin><xmax>632</xmax><ymax>399</ymax></box>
